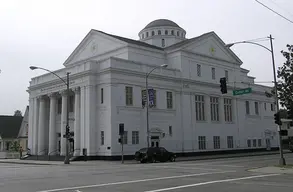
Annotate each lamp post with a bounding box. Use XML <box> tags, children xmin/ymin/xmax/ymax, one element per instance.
<box><xmin>226</xmin><ymin>34</ymin><xmax>286</xmax><ymax>166</ymax></box>
<box><xmin>30</xmin><ymin>66</ymin><xmax>71</xmax><ymax>164</ymax></box>
<box><xmin>145</xmin><ymin>64</ymin><xmax>168</xmax><ymax>148</ymax></box>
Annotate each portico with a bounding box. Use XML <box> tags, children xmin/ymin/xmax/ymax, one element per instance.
<box><xmin>29</xmin><ymin>87</ymin><xmax>83</xmax><ymax>156</ymax></box>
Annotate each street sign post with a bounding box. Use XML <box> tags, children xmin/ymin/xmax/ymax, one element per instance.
<box><xmin>233</xmin><ymin>88</ymin><xmax>252</xmax><ymax>96</ymax></box>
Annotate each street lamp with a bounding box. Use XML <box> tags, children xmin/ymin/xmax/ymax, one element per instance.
<box><xmin>145</xmin><ymin>64</ymin><xmax>168</xmax><ymax>148</ymax></box>
<box><xmin>30</xmin><ymin>66</ymin><xmax>71</xmax><ymax>164</ymax></box>
<box><xmin>226</xmin><ymin>35</ymin><xmax>286</xmax><ymax>166</ymax></box>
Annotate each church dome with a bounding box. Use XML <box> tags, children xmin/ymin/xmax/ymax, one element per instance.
<box><xmin>138</xmin><ymin>19</ymin><xmax>186</xmax><ymax>48</ymax></box>
<box><xmin>144</xmin><ymin>19</ymin><xmax>181</xmax><ymax>29</ymax></box>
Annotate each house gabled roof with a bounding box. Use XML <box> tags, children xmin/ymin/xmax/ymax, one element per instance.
<box><xmin>0</xmin><ymin>116</ymin><xmax>23</xmax><ymax>139</ymax></box>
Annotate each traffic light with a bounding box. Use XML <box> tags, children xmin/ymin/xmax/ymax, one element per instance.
<box><xmin>220</xmin><ymin>77</ymin><xmax>227</xmax><ymax>94</ymax></box>
<box><xmin>274</xmin><ymin>112</ymin><xmax>282</xmax><ymax>126</ymax></box>
<box><xmin>287</xmin><ymin>103</ymin><xmax>293</xmax><ymax>119</ymax></box>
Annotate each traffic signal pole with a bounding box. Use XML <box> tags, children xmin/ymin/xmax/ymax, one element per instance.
<box><xmin>270</xmin><ymin>35</ymin><xmax>286</xmax><ymax>166</ymax></box>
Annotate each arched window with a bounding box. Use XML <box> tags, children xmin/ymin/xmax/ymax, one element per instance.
<box><xmin>152</xmin><ymin>31</ymin><xmax>155</xmax><ymax>36</ymax></box>
<box><xmin>146</xmin><ymin>32</ymin><xmax>149</xmax><ymax>37</ymax></box>
<box><xmin>177</xmin><ymin>31</ymin><xmax>179</xmax><ymax>36</ymax></box>
<box><xmin>171</xmin><ymin>30</ymin><xmax>174</xmax><ymax>35</ymax></box>
<box><xmin>158</xmin><ymin>30</ymin><xmax>161</xmax><ymax>35</ymax></box>
<box><xmin>142</xmin><ymin>34</ymin><xmax>144</xmax><ymax>39</ymax></box>
<box><xmin>165</xmin><ymin>30</ymin><xmax>168</xmax><ymax>35</ymax></box>
<box><xmin>162</xmin><ymin>39</ymin><xmax>165</xmax><ymax>47</ymax></box>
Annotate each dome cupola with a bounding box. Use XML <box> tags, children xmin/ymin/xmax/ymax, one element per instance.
<box><xmin>138</xmin><ymin>19</ymin><xmax>186</xmax><ymax>48</ymax></box>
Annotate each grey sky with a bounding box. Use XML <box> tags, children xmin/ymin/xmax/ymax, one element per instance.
<box><xmin>0</xmin><ymin>0</ymin><xmax>292</xmax><ymax>115</ymax></box>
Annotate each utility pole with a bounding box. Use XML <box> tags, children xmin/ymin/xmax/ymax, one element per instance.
<box><xmin>269</xmin><ymin>34</ymin><xmax>286</xmax><ymax>166</ymax></box>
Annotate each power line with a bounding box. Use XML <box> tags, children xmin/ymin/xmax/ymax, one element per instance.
<box><xmin>255</xmin><ymin>0</ymin><xmax>293</xmax><ymax>24</ymax></box>
<box><xmin>267</xmin><ymin>0</ymin><xmax>293</xmax><ymax>18</ymax></box>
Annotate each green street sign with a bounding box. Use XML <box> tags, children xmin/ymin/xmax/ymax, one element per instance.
<box><xmin>233</xmin><ymin>88</ymin><xmax>252</xmax><ymax>96</ymax></box>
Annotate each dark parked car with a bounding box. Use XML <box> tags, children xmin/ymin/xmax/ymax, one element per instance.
<box><xmin>134</xmin><ymin>147</ymin><xmax>176</xmax><ymax>163</ymax></box>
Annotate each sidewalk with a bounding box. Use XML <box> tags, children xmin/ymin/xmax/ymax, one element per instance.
<box><xmin>0</xmin><ymin>150</ymin><xmax>289</xmax><ymax>166</ymax></box>
<box><xmin>249</xmin><ymin>166</ymin><xmax>293</xmax><ymax>174</ymax></box>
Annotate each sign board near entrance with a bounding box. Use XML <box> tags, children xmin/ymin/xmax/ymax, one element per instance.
<box><xmin>233</xmin><ymin>88</ymin><xmax>252</xmax><ymax>96</ymax></box>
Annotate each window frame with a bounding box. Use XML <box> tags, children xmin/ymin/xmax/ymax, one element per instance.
<box><xmin>224</xmin><ymin>98</ymin><xmax>233</xmax><ymax>122</ymax></box>
<box><xmin>132</xmin><ymin>131</ymin><xmax>139</xmax><ymax>145</ymax></box>
<box><xmin>195</xmin><ymin>95</ymin><xmax>205</xmax><ymax>121</ymax></box>
<box><xmin>125</xmin><ymin>86</ymin><xmax>133</xmax><ymax>106</ymax></box>
<box><xmin>198</xmin><ymin>136</ymin><xmax>206</xmax><ymax>150</ymax></box>
<box><xmin>101</xmin><ymin>131</ymin><xmax>104</xmax><ymax>145</ymax></box>
<box><xmin>245</xmin><ymin>101</ymin><xmax>250</xmax><ymax>115</ymax></box>
<box><xmin>211</xmin><ymin>67</ymin><xmax>215</xmax><ymax>80</ymax></box>
<box><xmin>101</xmin><ymin>88</ymin><xmax>104</xmax><ymax>104</ymax></box>
<box><xmin>213</xmin><ymin>136</ymin><xmax>220</xmax><ymax>149</ymax></box>
<box><xmin>166</xmin><ymin>91</ymin><xmax>173</xmax><ymax>109</ymax></box>
<box><xmin>210</xmin><ymin>97</ymin><xmax>219</xmax><ymax>121</ymax></box>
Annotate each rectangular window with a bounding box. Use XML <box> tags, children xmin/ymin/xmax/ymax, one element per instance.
<box><xmin>210</xmin><ymin>97</ymin><xmax>219</xmax><ymax>121</ymax></box>
<box><xmin>258</xmin><ymin>139</ymin><xmax>262</xmax><ymax>147</ymax></box>
<box><xmin>255</xmin><ymin>102</ymin><xmax>259</xmax><ymax>115</ymax></box>
<box><xmin>213</xmin><ymin>136</ymin><xmax>220</xmax><ymax>149</ymax></box>
<box><xmin>169</xmin><ymin>126</ymin><xmax>173</xmax><ymax>136</ymax></box>
<box><xmin>101</xmin><ymin>88</ymin><xmax>104</xmax><ymax>104</ymax></box>
<box><xmin>122</xmin><ymin>131</ymin><xmax>128</xmax><ymax>144</ymax></box>
<box><xmin>264</xmin><ymin>103</ymin><xmax>266</xmax><ymax>110</ymax></box>
<box><xmin>227</xmin><ymin>136</ymin><xmax>234</xmax><ymax>148</ymax></box>
<box><xmin>166</xmin><ymin>91</ymin><xmax>173</xmax><ymax>109</ymax></box>
<box><xmin>198</xmin><ymin>136</ymin><xmax>206</xmax><ymax>150</ymax></box>
<box><xmin>247</xmin><ymin>139</ymin><xmax>251</xmax><ymax>147</ymax></box>
<box><xmin>195</xmin><ymin>95</ymin><xmax>205</xmax><ymax>121</ymax></box>
<box><xmin>253</xmin><ymin>139</ymin><xmax>257</xmax><ymax>147</ymax></box>
<box><xmin>197</xmin><ymin>64</ymin><xmax>201</xmax><ymax>77</ymax></box>
<box><xmin>101</xmin><ymin>131</ymin><xmax>104</xmax><ymax>145</ymax></box>
<box><xmin>225</xmin><ymin>70</ymin><xmax>229</xmax><ymax>81</ymax></box>
<box><xmin>57</xmin><ymin>98</ymin><xmax>62</xmax><ymax>114</ymax></box>
<box><xmin>69</xmin><ymin>95</ymin><xmax>74</xmax><ymax>112</ymax></box>
<box><xmin>132</xmin><ymin>131</ymin><xmax>139</xmax><ymax>144</ymax></box>
<box><xmin>224</xmin><ymin>98</ymin><xmax>233</xmax><ymax>122</ymax></box>
<box><xmin>271</xmin><ymin>103</ymin><xmax>274</xmax><ymax>111</ymax></box>
<box><xmin>245</xmin><ymin>101</ymin><xmax>250</xmax><ymax>115</ymax></box>
<box><xmin>211</xmin><ymin>67</ymin><xmax>215</xmax><ymax>80</ymax></box>
<box><xmin>125</xmin><ymin>87</ymin><xmax>133</xmax><ymax>106</ymax></box>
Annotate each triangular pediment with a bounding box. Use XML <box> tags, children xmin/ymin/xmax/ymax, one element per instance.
<box><xmin>180</xmin><ymin>32</ymin><xmax>242</xmax><ymax>65</ymax></box>
<box><xmin>64</xmin><ymin>30</ymin><xmax>127</xmax><ymax>66</ymax></box>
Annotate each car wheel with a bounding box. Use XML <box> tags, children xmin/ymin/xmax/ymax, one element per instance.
<box><xmin>140</xmin><ymin>159</ymin><xmax>145</xmax><ymax>163</ymax></box>
<box><xmin>170</xmin><ymin>156</ymin><xmax>176</xmax><ymax>162</ymax></box>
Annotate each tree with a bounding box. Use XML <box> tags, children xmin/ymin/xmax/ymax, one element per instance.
<box><xmin>14</xmin><ymin>110</ymin><xmax>22</xmax><ymax>116</ymax></box>
<box><xmin>276</xmin><ymin>44</ymin><xmax>293</xmax><ymax>109</ymax></box>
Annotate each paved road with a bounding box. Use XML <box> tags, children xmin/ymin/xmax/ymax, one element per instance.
<box><xmin>1</xmin><ymin>153</ymin><xmax>293</xmax><ymax>192</ymax></box>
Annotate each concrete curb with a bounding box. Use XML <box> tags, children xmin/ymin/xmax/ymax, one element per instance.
<box><xmin>0</xmin><ymin>151</ymin><xmax>289</xmax><ymax>166</ymax></box>
<box><xmin>176</xmin><ymin>152</ymin><xmax>283</xmax><ymax>162</ymax></box>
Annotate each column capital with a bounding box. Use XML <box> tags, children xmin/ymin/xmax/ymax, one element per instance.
<box><xmin>37</xmin><ymin>95</ymin><xmax>47</xmax><ymax>101</ymax></box>
<box><xmin>48</xmin><ymin>92</ymin><xmax>58</xmax><ymax>98</ymax></box>
<box><xmin>73</xmin><ymin>87</ymin><xmax>80</xmax><ymax>94</ymax></box>
<box><xmin>59</xmin><ymin>90</ymin><xmax>67</xmax><ymax>96</ymax></box>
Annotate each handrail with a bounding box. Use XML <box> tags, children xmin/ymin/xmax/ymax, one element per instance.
<box><xmin>48</xmin><ymin>149</ymin><xmax>60</xmax><ymax>161</ymax></box>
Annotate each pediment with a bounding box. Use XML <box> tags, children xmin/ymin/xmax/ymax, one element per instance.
<box><xmin>64</xmin><ymin>30</ymin><xmax>127</xmax><ymax>66</ymax></box>
<box><xmin>182</xmin><ymin>32</ymin><xmax>242</xmax><ymax>65</ymax></box>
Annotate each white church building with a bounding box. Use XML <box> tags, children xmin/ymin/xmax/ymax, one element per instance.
<box><xmin>28</xmin><ymin>19</ymin><xmax>278</xmax><ymax>159</ymax></box>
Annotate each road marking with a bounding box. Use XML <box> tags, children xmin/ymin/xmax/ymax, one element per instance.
<box><xmin>178</xmin><ymin>163</ymin><xmax>244</xmax><ymax>168</ymax></box>
<box><xmin>144</xmin><ymin>173</ymin><xmax>281</xmax><ymax>192</ymax></box>
<box><xmin>150</xmin><ymin>165</ymin><xmax>221</xmax><ymax>171</ymax></box>
<box><xmin>36</xmin><ymin>170</ymin><xmax>235</xmax><ymax>192</ymax></box>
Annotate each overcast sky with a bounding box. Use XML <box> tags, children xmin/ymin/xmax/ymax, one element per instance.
<box><xmin>0</xmin><ymin>0</ymin><xmax>292</xmax><ymax>115</ymax></box>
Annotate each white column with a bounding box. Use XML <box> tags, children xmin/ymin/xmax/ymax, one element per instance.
<box><xmin>60</xmin><ymin>90</ymin><xmax>67</xmax><ymax>156</ymax></box>
<box><xmin>48</xmin><ymin>93</ymin><xmax>57</xmax><ymax>155</ymax></box>
<box><xmin>73</xmin><ymin>87</ymin><xmax>81</xmax><ymax>156</ymax></box>
<box><xmin>33</xmin><ymin>97</ymin><xmax>39</xmax><ymax>155</ymax></box>
<box><xmin>85</xmin><ymin>85</ymin><xmax>96</xmax><ymax>156</ymax></box>
<box><xmin>79</xmin><ymin>86</ymin><xmax>86</xmax><ymax>156</ymax></box>
<box><xmin>37</xmin><ymin>96</ymin><xmax>46</xmax><ymax>155</ymax></box>
<box><xmin>28</xmin><ymin>97</ymin><xmax>34</xmax><ymax>153</ymax></box>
